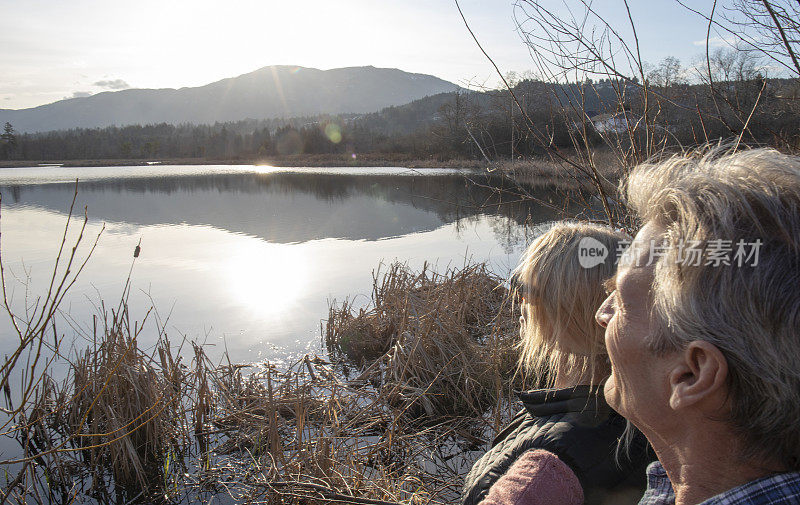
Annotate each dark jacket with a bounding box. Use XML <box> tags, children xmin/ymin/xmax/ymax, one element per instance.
<box><xmin>461</xmin><ymin>386</ymin><xmax>653</xmax><ymax>505</ymax></box>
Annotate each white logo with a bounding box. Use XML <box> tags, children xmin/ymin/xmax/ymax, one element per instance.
<box><xmin>578</xmin><ymin>237</ymin><xmax>608</xmax><ymax>268</ymax></box>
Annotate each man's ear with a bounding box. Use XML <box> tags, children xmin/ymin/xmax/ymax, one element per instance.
<box><xmin>668</xmin><ymin>341</ymin><xmax>728</xmax><ymax>410</ymax></box>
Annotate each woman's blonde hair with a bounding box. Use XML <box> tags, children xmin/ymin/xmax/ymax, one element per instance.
<box><xmin>514</xmin><ymin>221</ymin><xmax>629</xmax><ymax>388</ymax></box>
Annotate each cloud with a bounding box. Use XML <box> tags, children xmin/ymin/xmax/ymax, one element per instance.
<box><xmin>693</xmin><ymin>36</ymin><xmax>736</xmax><ymax>48</ymax></box>
<box><xmin>67</xmin><ymin>91</ymin><xmax>93</xmax><ymax>99</ymax></box>
<box><xmin>94</xmin><ymin>79</ymin><xmax>130</xmax><ymax>90</ymax></box>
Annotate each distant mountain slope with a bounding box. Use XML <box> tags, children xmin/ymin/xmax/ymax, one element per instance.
<box><xmin>0</xmin><ymin>66</ymin><xmax>460</xmax><ymax>133</ymax></box>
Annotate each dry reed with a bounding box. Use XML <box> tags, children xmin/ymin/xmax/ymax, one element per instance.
<box><xmin>326</xmin><ymin>262</ymin><xmax>521</xmax><ymax>420</ymax></box>
<box><xmin>67</xmin><ymin>319</ymin><xmax>189</xmax><ymax>502</ymax></box>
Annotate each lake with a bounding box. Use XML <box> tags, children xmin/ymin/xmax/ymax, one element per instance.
<box><xmin>0</xmin><ymin>164</ymin><xmax>574</xmax><ymax>366</ymax></box>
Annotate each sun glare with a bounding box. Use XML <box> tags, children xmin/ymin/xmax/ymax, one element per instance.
<box><xmin>250</xmin><ymin>164</ymin><xmax>284</xmax><ymax>174</ymax></box>
<box><xmin>224</xmin><ymin>242</ymin><xmax>309</xmax><ymax>318</ymax></box>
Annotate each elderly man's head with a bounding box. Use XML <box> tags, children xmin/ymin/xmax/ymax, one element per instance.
<box><xmin>596</xmin><ymin>148</ymin><xmax>800</xmax><ymax>471</ymax></box>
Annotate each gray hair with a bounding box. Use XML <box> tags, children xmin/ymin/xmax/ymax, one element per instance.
<box><xmin>625</xmin><ymin>146</ymin><xmax>800</xmax><ymax>470</ymax></box>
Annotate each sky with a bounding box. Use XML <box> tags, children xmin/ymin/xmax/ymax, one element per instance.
<box><xmin>1</xmin><ymin>0</ymin><xmax>726</xmax><ymax>110</ymax></box>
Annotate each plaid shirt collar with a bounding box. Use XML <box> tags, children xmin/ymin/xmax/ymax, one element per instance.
<box><xmin>639</xmin><ymin>461</ymin><xmax>800</xmax><ymax>505</ymax></box>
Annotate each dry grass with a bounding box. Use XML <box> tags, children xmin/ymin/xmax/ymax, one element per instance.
<box><xmin>326</xmin><ymin>262</ymin><xmax>521</xmax><ymax>420</ymax></box>
<box><xmin>496</xmin><ymin>150</ymin><xmax>626</xmax><ymax>191</ymax></box>
<box><xmin>202</xmin><ymin>356</ymin><xmax>433</xmax><ymax>504</ymax></box>
<box><xmin>1</xmin><ymin>260</ymin><xmax>523</xmax><ymax>504</ymax></box>
<box><xmin>67</xmin><ymin>321</ymin><xmax>189</xmax><ymax>502</ymax></box>
<box><xmin>3</xmin><ymin>302</ymin><xmax>194</xmax><ymax>503</ymax></box>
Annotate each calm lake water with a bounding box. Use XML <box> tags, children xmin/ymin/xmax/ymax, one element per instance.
<box><xmin>0</xmin><ymin>165</ymin><xmax>573</xmax><ymax>366</ymax></box>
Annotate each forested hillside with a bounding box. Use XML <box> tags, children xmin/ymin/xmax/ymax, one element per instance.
<box><xmin>1</xmin><ymin>75</ymin><xmax>798</xmax><ymax>164</ymax></box>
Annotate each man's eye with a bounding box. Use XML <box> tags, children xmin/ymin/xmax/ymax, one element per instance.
<box><xmin>603</xmin><ymin>288</ymin><xmax>619</xmax><ymax>307</ymax></box>
<box><xmin>603</xmin><ymin>277</ymin><xmax>617</xmax><ymax>295</ymax></box>
<box><xmin>612</xmin><ymin>290</ymin><xmax>623</xmax><ymax>309</ymax></box>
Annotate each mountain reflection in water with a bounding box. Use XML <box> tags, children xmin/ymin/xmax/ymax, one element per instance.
<box><xmin>2</xmin><ymin>171</ymin><xmax>564</xmax><ymax>245</ymax></box>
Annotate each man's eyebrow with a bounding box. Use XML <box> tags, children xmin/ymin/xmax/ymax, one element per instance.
<box><xmin>603</xmin><ymin>274</ymin><xmax>617</xmax><ymax>294</ymax></box>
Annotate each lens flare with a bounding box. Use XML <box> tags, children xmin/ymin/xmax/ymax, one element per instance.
<box><xmin>324</xmin><ymin>123</ymin><xmax>342</xmax><ymax>144</ymax></box>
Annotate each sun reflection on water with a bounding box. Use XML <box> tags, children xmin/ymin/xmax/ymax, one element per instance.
<box><xmin>224</xmin><ymin>241</ymin><xmax>309</xmax><ymax>317</ymax></box>
<box><xmin>250</xmin><ymin>164</ymin><xmax>283</xmax><ymax>174</ymax></box>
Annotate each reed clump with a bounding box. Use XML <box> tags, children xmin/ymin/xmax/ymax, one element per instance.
<box><xmin>203</xmin><ymin>356</ymin><xmax>437</xmax><ymax>504</ymax></box>
<box><xmin>68</xmin><ymin>325</ymin><xmax>189</xmax><ymax>502</ymax></box>
<box><xmin>326</xmin><ymin>262</ymin><xmax>520</xmax><ymax>419</ymax></box>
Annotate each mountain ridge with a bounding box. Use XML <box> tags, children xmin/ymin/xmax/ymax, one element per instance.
<box><xmin>0</xmin><ymin>65</ymin><xmax>460</xmax><ymax>133</ymax></box>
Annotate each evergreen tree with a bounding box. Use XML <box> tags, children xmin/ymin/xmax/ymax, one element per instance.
<box><xmin>0</xmin><ymin>122</ymin><xmax>17</xmax><ymax>159</ymax></box>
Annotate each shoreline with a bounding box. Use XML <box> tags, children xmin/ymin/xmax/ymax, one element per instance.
<box><xmin>0</xmin><ymin>153</ymin><xmax>623</xmax><ymax>190</ymax></box>
<box><xmin>0</xmin><ymin>154</ymin><xmax>491</xmax><ymax>169</ymax></box>
<box><xmin>0</xmin><ymin>149</ymin><xmax>625</xmax><ymax>176</ymax></box>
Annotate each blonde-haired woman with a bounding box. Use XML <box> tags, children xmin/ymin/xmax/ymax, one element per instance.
<box><xmin>462</xmin><ymin>222</ymin><xmax>652</xmax><ymax>505</ymax></box>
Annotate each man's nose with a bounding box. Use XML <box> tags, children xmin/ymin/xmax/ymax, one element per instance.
<box><xmin>595</xmin><ymin>295</ymin><xmax>613</xmax><ymax>328</ymax></box>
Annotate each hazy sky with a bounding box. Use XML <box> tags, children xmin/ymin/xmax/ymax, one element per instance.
<box><xmin>1</xmin><ymin>0</ymin><xmax>723</xmax><ymax>110</ymax></box>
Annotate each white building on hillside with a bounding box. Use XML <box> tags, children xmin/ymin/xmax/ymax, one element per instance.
<box><xmin>589</xmin><ymin>112</ymin><xmax>630</xmax><ymax>133</ymax></box>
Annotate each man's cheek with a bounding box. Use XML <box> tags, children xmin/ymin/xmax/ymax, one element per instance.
<box><xmin>604</xmin><ymin>331</ymin><xmax>621</xmax><ymax>366</ymax></box>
